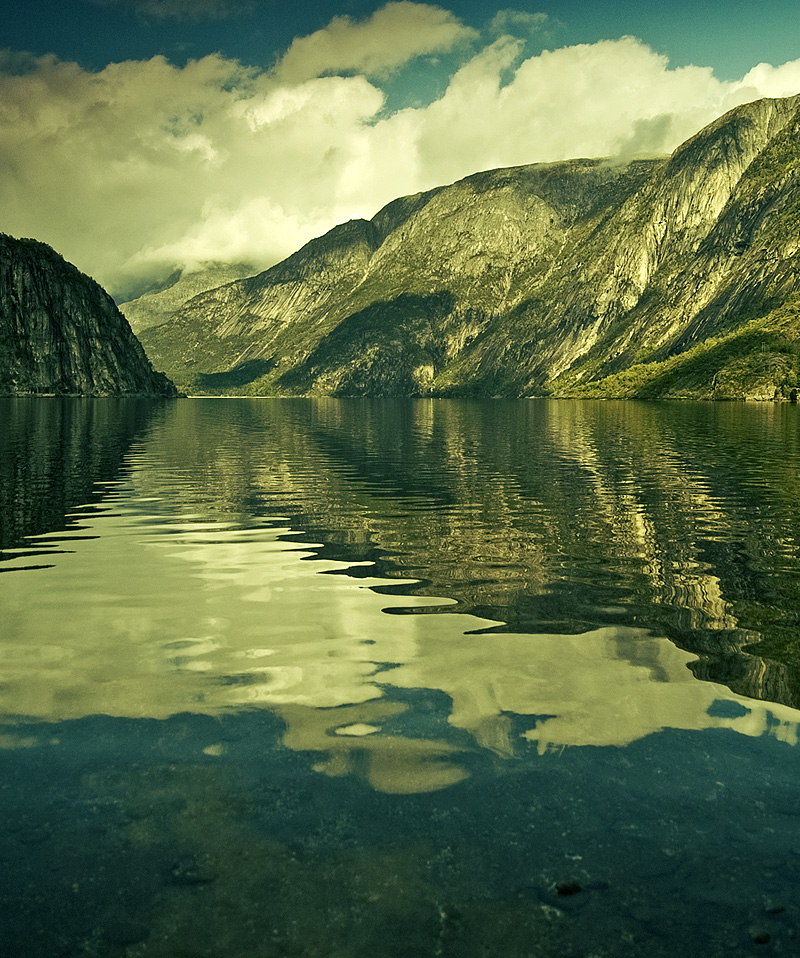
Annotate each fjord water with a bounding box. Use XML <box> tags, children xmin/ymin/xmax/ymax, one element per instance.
<box><xmin>1</xmin><ymin>397</ymin><xmax>799</xmax><ymax>957</ymax></box>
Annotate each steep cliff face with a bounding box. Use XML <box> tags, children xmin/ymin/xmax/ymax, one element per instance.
<box><xmin>529</xmin><ymin>94</ymin><xmax>800</xmax><ymax>395</ymax></box>
<box><xmin>139</xmin><ymin>94</ymin><xmax>800</xmax><ymax>399</ymax></box>
<box><xmin>0</xmin><ymin>235</ymin><xmax>177</xmax><ymax>396</ymax></box>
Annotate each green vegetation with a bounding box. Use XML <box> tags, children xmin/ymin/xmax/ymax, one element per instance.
<box><xmin>561</xmin><ymin>294</ymin><xmax>800</xmax><ymax>400</ymax></box>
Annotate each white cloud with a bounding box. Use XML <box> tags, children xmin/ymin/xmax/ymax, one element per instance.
<box><xmin>132</xmin><ymin>194</ymin><xmax>343</xmax><ymax>274</ymax></box>
<box><xmin>348</xmin><ymin>36</ymin><xmax>747</xmax><ymax>195</ymax></box>
<box><xmin>274</xmin><ymin>1</ymin><xmax>478</xmax><ymax>82</ymax></box>
<box><xmin>738</xmin><ymin>58</ymin><xmax>800</xmax><ymax>99</ymax></box>
<box><xmin>1</xmin><ymin>3</ymin><xmax>799</xmax><ymax>298</ymax></box>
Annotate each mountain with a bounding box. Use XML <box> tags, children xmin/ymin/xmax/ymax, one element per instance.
<box><xmin>139</xmin><ymin>94</ymin><xmax>800</xmax><ymax>400</ymax></box>
<box><xmin>0</xmin><ymin>234</ymin><xmax>177</xmax><ymax>397</ymax></box>
<box><xmin>119</xmin><ymin>262</ymin><xmax>258</xmax><ymax>335</ymax></box>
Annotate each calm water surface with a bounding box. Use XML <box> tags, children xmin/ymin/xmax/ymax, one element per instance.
<box><xmin>1</xmin><ymin>397</ymin><xmax>799</xmax><ymax>957</ymax></box>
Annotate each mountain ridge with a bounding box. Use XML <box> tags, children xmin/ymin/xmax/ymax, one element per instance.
<box><xmin>137</xmin><ymin>93</ymin><xmax>800</xmax><ymax>400</ymax></box>
<box><xmin>120</xmin><ymin>262</ymin><xmax>258</xmax><ymax>335</ymax></box>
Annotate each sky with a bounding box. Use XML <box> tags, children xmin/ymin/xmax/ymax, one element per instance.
<box><xmin>2</xmin><ymin>0</ymin><xmax>800</xmax><ymax>299</ymax></box>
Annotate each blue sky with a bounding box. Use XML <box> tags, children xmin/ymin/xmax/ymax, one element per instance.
<box><xmin>6</xmin><ymin>0</ymin><xmax>800</xmax><ymax>81</ymax></box>
<box><xmin>2</xmin><ymin>0</ymin><xmax>799</xmax><ymax>296</ymax></box>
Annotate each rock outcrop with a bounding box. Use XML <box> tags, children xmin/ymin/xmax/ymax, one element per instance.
<box><xmin>138</xmin><ymin>94</ymin><xmax>800</xmax><ymax>400</ymax></box>
<box><xmin>0</xmin><ymin>234</ymin><xmax>177</xmax><ymax>396</ymax></box>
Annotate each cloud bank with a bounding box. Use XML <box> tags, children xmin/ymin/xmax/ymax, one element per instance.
<box><xmin>2</xmin><ymin>2</ymin><xmax>799</xmax><ymax>296</ymax></box>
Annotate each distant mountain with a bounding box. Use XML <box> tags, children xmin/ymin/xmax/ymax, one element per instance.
<box><xmin>0</xmin><ymin>234</ymin><xmax>177</xmax><ymax>397</ymax></box>
<box><xmin>119</xmin><ymin>262</ymin><xmax>258</xmax><ymax>335</ymax></box>
<box><xmin>139</xmin><ymin>94</ymin><xmax>800</xmax><ymax>400</ymax></box>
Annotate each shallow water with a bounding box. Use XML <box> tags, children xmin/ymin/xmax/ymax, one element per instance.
<box><xmin>1</xmin><ymin>397</ymin><xmax>799</xmax><ymax>957</ymax></box>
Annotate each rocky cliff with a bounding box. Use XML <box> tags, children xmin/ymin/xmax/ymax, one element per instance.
<box><xmin>0</xmin><ymin>234</ymin><xmax>177</xmax><ymax>396</ymax></box>
<box><xmin>139</xmin><ymin>94</ymin><xmax>800</xmax><ymax>399</ymax></box>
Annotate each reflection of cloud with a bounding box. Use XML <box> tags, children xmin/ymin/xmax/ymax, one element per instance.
<box><xmin>0</xmin><ymin>507</ymin><xmax>444</xmax><ymax>719</ymax></box>
<box><xmin>280</xmin><ymin>701</ymin><xmax>469</xmax><ymax>794</ymax></box>
<box><xmin>2</xmin><ymin>487</ymin><xmax>798</xmax><ymax>793</ymax></box>
<box><xmin>392</xmin><ymin>624</ymin><xmax>800</xmax><ymax>753</ymax></box>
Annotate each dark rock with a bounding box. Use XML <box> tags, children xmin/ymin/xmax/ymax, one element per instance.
<box><xmin>555</xmin><ymin>881</ymin><xmax>583</xmax><ymax>896</ymax></box>
<box><xmin>165</xmin><ymin>857</ymin><xmax>217</xmax><ymax>886</ymax></box>
<box><xmin>764</xmin><ymin>900</ymin><xmax>786</xmax><ymax>915</ymax></box>
<box><xmin>0</xmin><ymin>234</ymin><xmax>177</xmax><ymax>397</ymax></box>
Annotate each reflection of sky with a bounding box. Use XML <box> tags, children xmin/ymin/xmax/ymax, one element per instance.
<box><xmin>1</xmin><ymin>486</ymin><xmax>798</xmax><ymax>793</ymax></box>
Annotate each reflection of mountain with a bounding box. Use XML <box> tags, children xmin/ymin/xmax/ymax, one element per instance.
<box><xmin>126</xmin><ymin>399</ymin><xmax>800</xmax><ymax>709</ymax></box>
<box><xmin>0</xmin><ymin>397</ymin><xmax>168</xmax><ymax>550</ymax></box>
<box><xmin>3</xmin><ymin>397</ymin><xmax>800</xmax><ymax>793</ymax></box>
<box><xmin>2</xmin><ymin>497</ymin><xmax>796</xmax><ymax>795</ymax></box>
